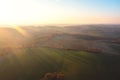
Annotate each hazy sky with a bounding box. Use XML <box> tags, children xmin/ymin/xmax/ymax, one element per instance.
<box><xmin>0</xmin><ymin>0</ymin><xmax>119</xmax><ymax>25</ymax></box>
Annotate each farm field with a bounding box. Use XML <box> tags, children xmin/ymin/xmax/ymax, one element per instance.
<box><xmin>0</xmin><ymin>47</ymin><xmax>120</xmax><ymax>80</ymax></box>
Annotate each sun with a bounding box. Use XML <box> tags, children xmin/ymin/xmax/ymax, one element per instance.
<box><xmin>0</xmin><ymin>0</ymin><xmax>62</xmax><ymax>26</ymax></box>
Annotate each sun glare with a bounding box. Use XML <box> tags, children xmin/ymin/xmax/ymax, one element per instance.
<box><xmin>0</xmin><ymin>0</ymin><xmax>63</xmax><ymax>25</ymax></box>
<box><xmin>0</xmin><ymin>0</ymin><xmax>119</xmax><ymax>26</ymax></box>
<box><xmin>13</xmin><ymin>25</ymin><xmax>29</xmax><ymax>37</ymax></box>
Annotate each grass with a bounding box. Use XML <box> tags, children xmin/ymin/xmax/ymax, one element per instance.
<box><xmin>0</xmin><ymin>47</ymin><xmax>120</xmax><ymax>80</ymax></box>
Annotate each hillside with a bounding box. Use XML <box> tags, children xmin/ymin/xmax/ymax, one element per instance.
<box><xmin>0</xmin><ymin>25</ymin><xmax>120</xmax><ymax>80</ymax></box>
<box><xmin>0</xmin><ymin>48</ymin><xmax>120</xmax><ymax>80</ymax></box>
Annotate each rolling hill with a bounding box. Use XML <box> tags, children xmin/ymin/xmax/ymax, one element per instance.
<box><xmin>0</xmin><ymin>24</ymin><xmax>120</xmax><ymax>80</ymax></box>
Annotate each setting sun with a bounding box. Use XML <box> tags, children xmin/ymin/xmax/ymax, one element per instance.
<box><xmin>0</xmin><ymin>0</ymin><xmax>58</xmax><ymax>25</ymax></box>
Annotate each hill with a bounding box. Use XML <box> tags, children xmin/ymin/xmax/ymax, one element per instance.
<box><xmin>0</xmin><ymin>24</ymin><xmax>120</xmax><ymax>80</ymax></box>
<box><xmin>0</xmin><ymin>48</ymin><xmax>120</xmax><ymax>80</ymax></box>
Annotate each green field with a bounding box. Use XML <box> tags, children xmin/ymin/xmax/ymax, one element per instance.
<box><xmin>0</xmin><ymin>47</ymin><xmax>120</xmax><ymax>80</ymax></box>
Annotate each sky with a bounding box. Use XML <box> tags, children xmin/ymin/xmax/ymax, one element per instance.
<box><xmin>0</xmin><ymin>0</ymin><xmax>119</xmax><ymax>25</ymax></box>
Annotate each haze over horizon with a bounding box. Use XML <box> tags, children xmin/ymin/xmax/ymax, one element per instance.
<box><xmin>0</xmin><ymin>0</ymin><xmax>120</xmax><ymax>26</ymax></box>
